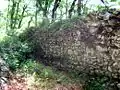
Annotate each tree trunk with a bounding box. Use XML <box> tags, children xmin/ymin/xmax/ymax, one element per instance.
<box><xmin>52</xmin><ymin>0</ymin><xmax>61</xmax><ymax>20</ymax></box>
<box><xmin>77</xmin><ymin>0</ymin><xmax>82</xmax><ymax>16</ymax></box>
<box><xmin>68</xmin><ymin>0</ymin><xmax>77</xmax><ymax>18</ymax></box>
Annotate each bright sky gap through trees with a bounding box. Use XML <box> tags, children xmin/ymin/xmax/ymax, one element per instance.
<box><xmin>0</xmin><ymin>0</ymin><xmax>120</xmax><ymax>11</ymax></box>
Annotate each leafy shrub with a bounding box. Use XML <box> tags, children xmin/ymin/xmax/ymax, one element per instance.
<box><xmin>85</xmin><ymin>76</ymin><xmax>109</xmax><ymax>90</ymax></box>
<box><xmin>0</xmin><ymin>36</ymin><xmax>32</xmax><ymax>71</ymax></box>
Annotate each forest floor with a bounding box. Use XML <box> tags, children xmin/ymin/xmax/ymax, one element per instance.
<box><xmin>1</xmin><ymin>62</ymin><xmax>83</xmax><ymax>90</ymax></box>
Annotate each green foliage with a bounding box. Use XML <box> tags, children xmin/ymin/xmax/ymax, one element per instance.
<box><xmin>110</xmin><ymin>0</ymin><xmax>117</xmax><ymax>2</ymax></box>
<box><xmin>49</xmin><ymin>16</ymin><xmax>82</xmax><ymax>32</ymax></box>
<box><xmin>21</xmin><ymin>60</ymin><xmax>56</xmax><ymax>79</ymax></box>
<box><xmin>40</xmin><ymin>67</ymin><xmax>56</xmax><ymax>79</ymax></box>
<box><xmin>85</xmin><ymin>76</ymin><xmax>108</xmax><ymax>90</ymax></box>
<box><xmin>21</xmin><ymin>59</ymin><xmax>37</xmax><ymax>73</ymax></box>
<box><xmin>0</xmin><ymin>36</ymin><xmax>32</xmax><ymax>71</ymax></box>
<box><xmin>20</xmin><ymin>59</ymin><xmax>75</xmax><ymax>84</ymax></box>
<box><xmin>96</xmin><ymin>5</ymin><xmax>106</xmax><ymax>12</ymax></box>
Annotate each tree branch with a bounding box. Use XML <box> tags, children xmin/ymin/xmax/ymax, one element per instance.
<box><xmin>18</xmin><ymin>5</ymin><xmax>27</xmax><ymax>28</ymax></box>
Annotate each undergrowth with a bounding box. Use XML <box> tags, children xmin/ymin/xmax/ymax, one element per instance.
<box><xmin>0</xmin><ymin>35</ymin><xmax>32</xmax><ymax>71</ymax></box>
<box><xmin>18</xmin><ymin>59</ymin><xmax>82</xmax><ymax>89</ymax></box>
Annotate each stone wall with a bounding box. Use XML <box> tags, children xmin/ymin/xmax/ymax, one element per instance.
<box><xmin>26</xmin><ymin>11</ymin><xmax>120</xmax><ymax>79</ymax></box>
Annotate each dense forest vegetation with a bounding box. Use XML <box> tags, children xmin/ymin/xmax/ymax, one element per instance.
<box><xmin>0</xmin><ymin>0</ymin><xmax>120</xmax><ymax>90</ymax></box>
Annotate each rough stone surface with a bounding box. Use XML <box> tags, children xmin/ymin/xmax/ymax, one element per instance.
<box><xmin>25</xmin><ymin>11</ymin><xmax>120</xmax><ymax>80</ymax></box>
<box><xmin>0</xmin><ymin>56</ymin><xmax>9</xmax><ymax>85</ymax></box>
